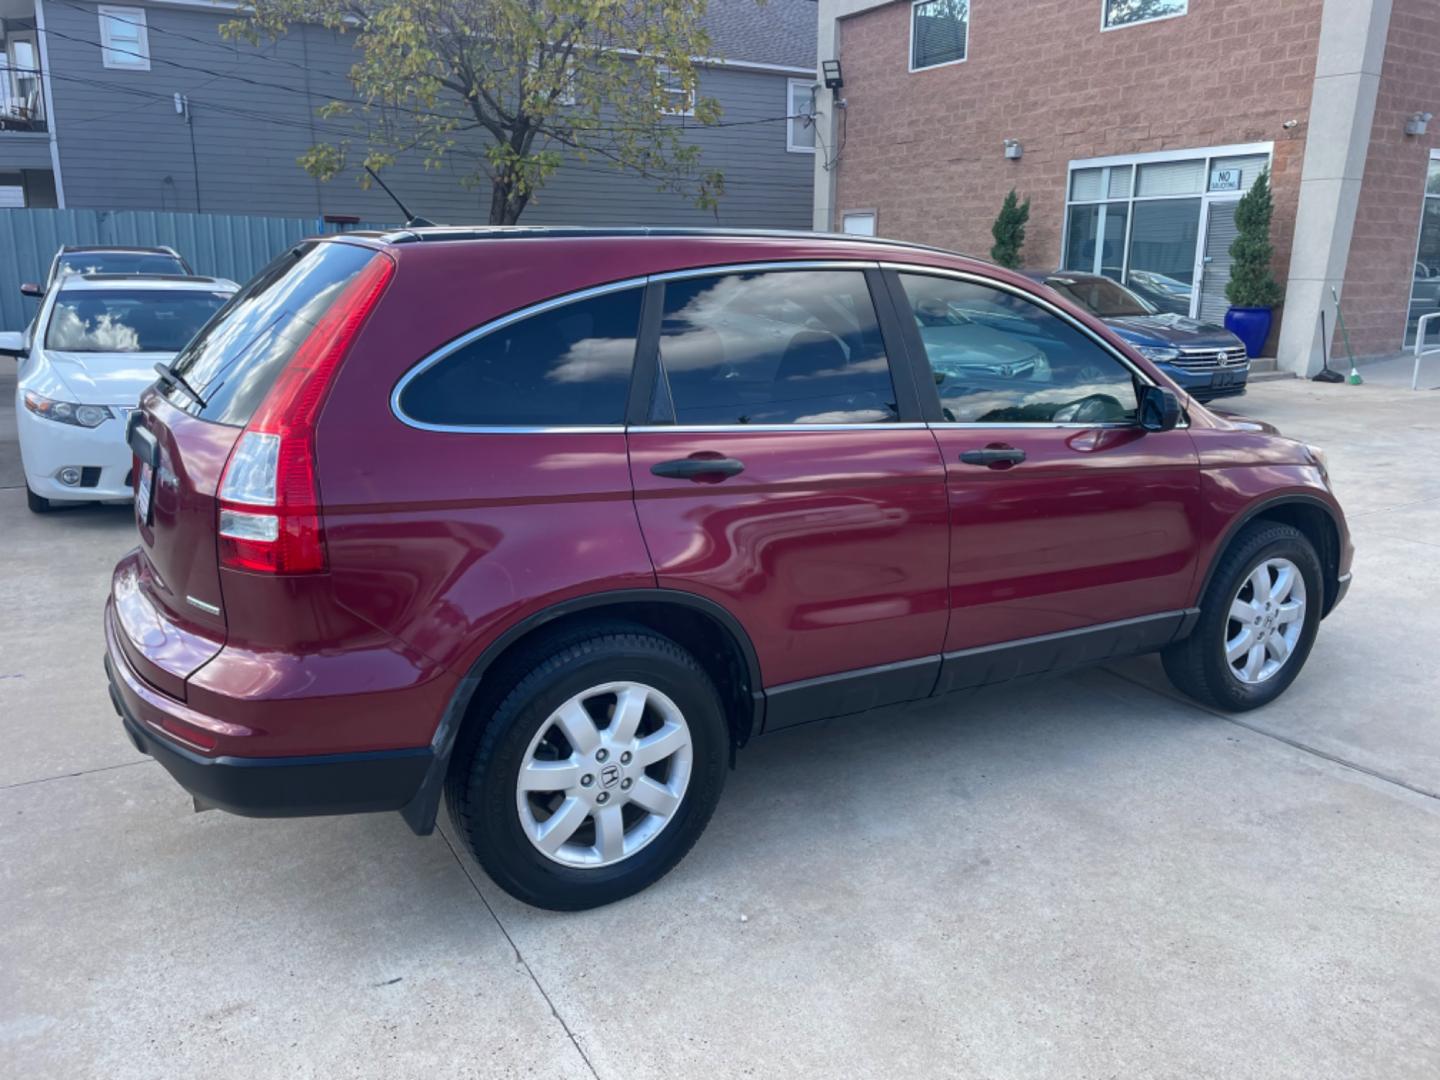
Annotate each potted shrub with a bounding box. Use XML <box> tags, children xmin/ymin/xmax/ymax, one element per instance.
<box><xmin>990</xmin><ymin>188</ymin><xmax>1031</xmax><ymax>269</ymax></box>
<box><xmin>1223</xmin><ymin>168</ymin><xmax>1284</xmax><ymax>357</ymax></box>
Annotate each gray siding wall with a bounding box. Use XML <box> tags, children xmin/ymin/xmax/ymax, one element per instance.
<box><xmin>2</xmin><ymin>133</ymin><xmax>53</xmax><ymax>169</ymax></box>
<box><xmin>38</xmin><ymin>0</ymin><xmax>814</xmax><ymax>227</ymax></box>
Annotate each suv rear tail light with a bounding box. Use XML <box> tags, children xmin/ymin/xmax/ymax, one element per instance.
<box><xmin>217</xmin><ymin>252</ymin><xmax>394</xmax><ymax>573</ymax></box>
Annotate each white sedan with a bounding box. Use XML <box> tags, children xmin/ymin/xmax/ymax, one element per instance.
<box><xmin>1</xmin><ymin>273</ymin><xmax>236</xmax><ymax>513</ymax></box>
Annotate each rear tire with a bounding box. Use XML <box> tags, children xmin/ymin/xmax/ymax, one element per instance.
<box><xmin>446</xmin><ymin>626</ymin><xmax>728</xmax><ymax>911</ymax></box>
<box><xmin>1162</xmin><ymin>521</ymin><xmax>1322</xmax><ymax>712</ymax></box>
<box><xmin>25</xmin><ymin>486</ymin><xmax>51</xmax><ymax>514</ymax></box>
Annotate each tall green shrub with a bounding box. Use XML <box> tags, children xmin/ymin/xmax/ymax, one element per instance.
<box><xmin>990</xmin><ymin>188</ymin><xmax>1030</xmax><ymax>269</ymax></box>
<box><xmin>1224</xmin><ymin>168</ymin><xmax>1284</xmax><ymax>308</ymax></box>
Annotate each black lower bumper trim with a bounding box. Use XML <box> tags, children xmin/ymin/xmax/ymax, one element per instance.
<box><xmin>106</xmin><ymin>656</ymin><xmax>431</xmax><ymax>818</ymax></box>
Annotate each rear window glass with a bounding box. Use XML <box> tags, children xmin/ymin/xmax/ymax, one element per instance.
<box><xmin>168</xmin><ymin>241</ymin><xmax>377</xmax><ymax>426</ymax></box>
<box><xmin>398</xmin><ymin>287</ymin><xmax>643</xmax><ymax>428</ymax></box>
<box><xmin>56</xmin><ymin>252</ymin><xmax>188</xmax><ymax>278</ymax></box>
<box><xmin>45</xmin><ymin>289</ymin><xmax>231</xmax><ymax>353</ymax></box>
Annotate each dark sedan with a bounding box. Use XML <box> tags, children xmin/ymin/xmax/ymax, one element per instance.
<box><xmin>1030</xmin><ymin>272</ymin><xmax>1250</xmax><ymax>402</ymax></box>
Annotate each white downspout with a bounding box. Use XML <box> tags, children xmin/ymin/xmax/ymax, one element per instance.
<box><xmin>32</xmin><ymin>0</ymin><xmax>66</xmax><ymax>207</ymax></box>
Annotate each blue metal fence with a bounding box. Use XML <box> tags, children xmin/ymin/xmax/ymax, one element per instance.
<box><xmin>0</xmin><ymin>209</ymin><xmax>391</xmax><ymax>331</ymax></box>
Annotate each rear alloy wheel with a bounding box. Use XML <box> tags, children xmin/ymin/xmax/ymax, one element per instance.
<box><xmin>447</xmin><ymin>627</ymin><xmax>727</xmax><ymax>910</ymax></box>
<box><xmin>1162</xmin><ymin>521</ymin><xmax>1323</xmax><ymax>711</ymax></box>
<box><xmin>516</xmin><ymin>681</ymin><xmax>694</xmax><ymax>868</ymax></box>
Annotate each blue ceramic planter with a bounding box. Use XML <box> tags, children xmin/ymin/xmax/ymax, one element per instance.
<box><xmin>1224</xmin><ymin>306</ymin><xmax>1273</xmax><ymax>358</ymax></box>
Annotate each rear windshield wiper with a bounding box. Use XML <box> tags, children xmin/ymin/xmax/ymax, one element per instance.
<box><xmin>153</xmin><ymin>361</ymin><xmax>207</xmax><ymax>408</ymax></box>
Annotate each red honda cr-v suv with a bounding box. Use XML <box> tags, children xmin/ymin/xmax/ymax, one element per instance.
<box><xmin>105</xmin><ymin>229</ymin><xmax>1352</xmax><ymax>909</ymax></box>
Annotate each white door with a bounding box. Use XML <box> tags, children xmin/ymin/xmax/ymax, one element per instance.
<box><xmin>1195</xmin><ymin>198</ymin><xmax>1241</xmax><ymax>322</ymax></box>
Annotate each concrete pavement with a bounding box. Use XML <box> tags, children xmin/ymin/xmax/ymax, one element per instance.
<box><xmin>2</xmin><ymin>368</ymin><xmax>1438</xmax><ymax>1078</ymax></box>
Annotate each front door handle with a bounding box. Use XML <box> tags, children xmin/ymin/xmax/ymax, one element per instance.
<box><xmin>651</xmin><ymin>456</ymin><xmax>746</xmax><ymax>481</ymax></box>
<box><xmin>959</xmin><ymin>447</ymin><xmax>1026</xmax><ymax>468</ymax></box>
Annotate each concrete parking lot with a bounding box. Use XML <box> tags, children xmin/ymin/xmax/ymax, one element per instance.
<box><xmin>3</xmin><ymin>363</ymin><xmax>1438</xmax><ymax>1079</ymax></box>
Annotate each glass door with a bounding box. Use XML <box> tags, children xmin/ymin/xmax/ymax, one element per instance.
<box><xmin>1197</xmin><ymin>199</ymin><xmax>1241</xmax><ymax>324</ymax></box>
<box><xmin>1408</xmin><ymin>156</ymin><xmax>1440</xmax><ymax>347</ymax></box>
<box><xmin>1125</xmin><ymin>198</ymin><xmax>1201</xmax><ymax>316</ymax></box>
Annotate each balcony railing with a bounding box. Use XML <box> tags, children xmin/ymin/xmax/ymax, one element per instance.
<box><xmin>1</xmin><ymin>62</ymin><xmax>46</xmax><ymax>133</ymax></box>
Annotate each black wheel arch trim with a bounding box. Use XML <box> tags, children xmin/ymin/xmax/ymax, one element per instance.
<box><xmin>400</xmin><ymin>587</ymin><xmax>766</xmax><ymax>836</ymax></box>
<box><xmin>1194</xmin><ymin>492</ymin><xmax>1345</xmax><ymax>617</ymax></box>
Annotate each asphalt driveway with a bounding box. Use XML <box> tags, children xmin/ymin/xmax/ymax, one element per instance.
<box><xmin>3</xmin><ymin>364</ymin><xmax>1438</xmax><ymax>1079</ymax></box>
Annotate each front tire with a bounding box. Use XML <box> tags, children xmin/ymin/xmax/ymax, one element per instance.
<box><xmin>1162</xmin><ymin>521</ymin><xmax>1323</xmax><ymax>711</ymax></box>
<box><xmin>446</xmin><ymin>626</ymin><xmax>728</xmax><ymax>911</ymax></box>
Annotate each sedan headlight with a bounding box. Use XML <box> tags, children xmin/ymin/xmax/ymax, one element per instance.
<box><xmin>1135</xmin><ymin>345</ymin><xmax>1181</xmax><ymax>363</ymax></box>
<box><xmin>22</xmin><ymin>391</ymin><xmax>113</xmax><ymax>428</ymax></box>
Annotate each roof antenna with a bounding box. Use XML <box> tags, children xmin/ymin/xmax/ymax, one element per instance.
<box><xmin>364</xmin><ymin>165</ymin><xmax>435</xmax><ymax>228</ymax></box>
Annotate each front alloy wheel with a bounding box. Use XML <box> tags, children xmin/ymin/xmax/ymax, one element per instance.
<box><xmin>1224</xmin><ymin>557</ymin><xmax>1307</xmax><ymax>684</ymax></box>
<box><xmin>1162</xmin><ymin>521</ymin><xmax>1324</xmax><ymax>712</ymax></box>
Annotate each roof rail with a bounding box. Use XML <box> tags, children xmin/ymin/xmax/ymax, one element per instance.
<box><xmin>358</xmin><ymin>225</ymin><xmax>984</xmax><ymax>264</ymax></box>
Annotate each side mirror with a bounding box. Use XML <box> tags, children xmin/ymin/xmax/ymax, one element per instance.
<box><xmin>1138</xmin><ymin>384</ymin><xmax>1182</xmax><ymax>432</ymax></box>
<box><xmin>0</xmin><ymin>331</ymin><xmax>26</xmax><ymax>358</ymax></box>
<box><xmin>19</xmin><ymin>282</ymin><xmax>42</xmax><ymax>299</ymax></box>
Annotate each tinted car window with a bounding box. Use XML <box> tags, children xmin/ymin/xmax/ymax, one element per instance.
<box><xmin>399</xmin><ymin>287</ymin><xmax>643</xmax><ymax>427</ymax></box>
<box><xmin>655</xmin><ymin>270</ymin><xmax>896</xmax><ymax>426</ymax></box>
<box><xmin>898</xmin><ymin>273</ymin><xmax>1139</xmax><ymax>424</ymax></box>
<box><xmin>168</xmin><ymin>241</ymin><xmax>377</xmax><ymax>426</ymax></box>
<box><xmin>45</xmin><ymin>289</ymin><xmax>230</xmax><ymax>353</ymax></box>
<box><xmin>1045</xmin><ymin>276</ymin><xmax>1154</xmax><ymax>319</ymax></box>
<box><xmin>56</xmin><ymin>252</ymin><xmax>188</xmax><ymax>278</ymax></box>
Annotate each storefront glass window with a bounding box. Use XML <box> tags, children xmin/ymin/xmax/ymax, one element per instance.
<box><xmin>1064</xmin><ymin>145</ymin><xmax>1272</xmax><ymax>319</ymax></box>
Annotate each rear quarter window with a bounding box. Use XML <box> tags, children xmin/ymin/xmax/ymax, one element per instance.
<box><xmin>168</xmin><ymin>241</ymin><xmax>379</xmax><ymax>426</ymax></box>
<box><xmin>396</xmin><ymin>286</ymin><xmax>644</xmax><ymax>428</ymax></box>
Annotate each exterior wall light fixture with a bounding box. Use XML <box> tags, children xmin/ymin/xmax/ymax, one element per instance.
<box><xmin>1406</xmin><ymin>112</ymin><xmax>1433</xmax><ymax>137</ymax></box>
<box><xmin>1004</xmin><ymin>139</ymin><xmax>1023</xmax><ymax>160</ymax></box>
<box><xmin>822</xmin><ymin>60</ymin><xmax>843</xmax><ymax>91</ymax></box>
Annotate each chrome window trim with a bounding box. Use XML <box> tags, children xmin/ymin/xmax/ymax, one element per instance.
<box><xmin>391</xmin><ymin>263</ymin><xmax>888</xmax><ymax>434</ymax></box>
<box><xmin>926</xmin><ymin>421</ymin><xmax>1137</xmax><ymax>431</ymax></box>
<box><xmin>629</xmin><ymin>422</ymin><xmax>929</xmax><ymax>433</ymax></box>
<box><xmin>390</xmin><ymin>276</ymin><xmax>648</xmax><ymax>433</ymax></box>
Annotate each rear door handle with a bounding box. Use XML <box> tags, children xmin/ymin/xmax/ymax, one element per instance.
<box><xmin>651</xmin><ymin>457</ymin><xmax>746</xmax><ymax>480</ymax></box>
<box><xmin>959</xmin><ymin>447</ymin><xmax>1026</xmax><ymax>467</ymax></box>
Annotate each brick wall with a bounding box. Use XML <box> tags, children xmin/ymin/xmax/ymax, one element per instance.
<box><xmin>833</xmin><ymin>0</ymin><xmax>1323</xmax><ymax>289</ymax></box>
<box><xmin>1334</xmin><ymin>0</ymin><xmax>1440</xmax><ymax>358</ymax></box>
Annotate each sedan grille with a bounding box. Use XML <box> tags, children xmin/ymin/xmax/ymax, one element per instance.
<box><xmin>1171</xmin><ymin>346</ymin><xmax>1250</xmax><ymax>371</ymax></box>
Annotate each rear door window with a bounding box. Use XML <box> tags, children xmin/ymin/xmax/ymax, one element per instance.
<box><xmin>653</xmin><ymin>269</ymin><xmax>897</xmax><ymax>426</ymax></box>
<box><xmin>396</xmin><ymin>287</ymin><xmax>644</xmax><ymax>428</ymax></box>
<box><xmin>167</xmin><ymin>241</ymin><xmax>379</xmax><ymax>426</ymax></box>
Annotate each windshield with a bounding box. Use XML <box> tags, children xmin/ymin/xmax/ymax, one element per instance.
<box><xmin>56</xmin><ymin>252</ymin><xmax>188</xmax><ymax>278</ymax></box>
<box><xmin>45</xmin><ymin>289</ymin><xmax>231</xmax><ymax>353</ymax></box>
<box><xmin>1048</xmin><ymin>277</ymin><xmax>1155</xmax><ymax>318</ymax></box>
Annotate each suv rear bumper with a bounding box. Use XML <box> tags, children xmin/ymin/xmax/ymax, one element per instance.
<box><xmin>104</xmin><ymin>622</ymin><xmax>432</xmax><ymax>818</ymax></box>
